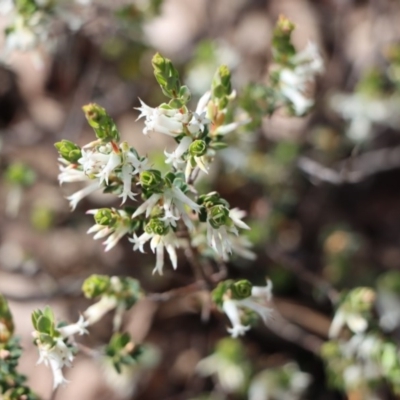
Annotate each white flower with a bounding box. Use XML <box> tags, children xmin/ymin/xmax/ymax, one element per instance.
<box><xmin>57</xmin><ymin>315</ymin><xmax>88</xmax><ymax>337</ymax></box>
<box><xmin>132</xmin><ymin>186</ymin><xmax>199</xmax><ymax>230</ymax></box>
<box><xmin>58</xmin><ymin>165</ymin><xmax>89</xmax><ymax>184</ymax></box>
<box><xmin>249</xmin><ymin>363</ymin><xmax>311</xmax><ymax>400</ymax></box>
<box><xmin>36</xmin><ymin>338</ymin><xmax>73</xmax><ymax>389</ymax></box>
<box><xmin>329</xmin><ymin>93</ymin><xmax>400</xmax><ymax>142</ymax></box>
<box><xmin>187</xmin><ymin>111</ymin><xmax>210</xmax><ymax>135</ymax></box>
<box><xmin>163</xmin><ymin>186</ymin><xmax>200</xmax><ymax>229</ymax></box>
<box><xmin>164</xmin><ymin>136</ymin><xmax>192</xmax><ymax>170</ymax></box>
<box><xmin>136</xmin><ymin>100</ymin><xmax>187</xmax><ymax>137</ymax></box>
<box><xmin>222</xmin><ymin>281</ymin><xmax>273</xmax><ymax>338</ymax></box>
<box><xmin>87</xmin><ymin>210</ymin><xmax>131</xmax><ymax>252</ymax></box>
<box><xmin>83</xmin><ymin>296</ymin><xmax>118</xmax><ymax>325</ymax></box>
<box><xmin>223</xmin><ymin>299</ymin><xmax>251</xmax><ymax>338</ymax></box>
<box><xmin>206</xmin><ymin>208</ymin><xmax>250</xmax><ymax>260</ymax></box>
<box><xmin>66</xmin><ymin>181</ymin><xmax>100</xmax><ymax>210</ymax></box>
<box><xmin>196</xmin><ymin>352</ymin><xmax>246</xmax><ymax>393</ymax></box>
<box><xmin>34</xmin><ymin>316</ymin><xmax>88</xmax><ymax>389</ymax></box>
<box><xmin>96</xmin><ymin>151</ymin><xmax>121</xmax><ymax>184</ymax></box>
<box><xmin>207</xmin><ymin>224</ymin><xmax>234</xmax><ymax>261</ymax></box>
<box><xmin>129</xmin><ymin>231</ymin><xmax>179</xmax><ymax>275</ymax></box>
<box><xmin>6</xmin><ymin>25</ymin><xmax>38</xmax><ymax>52</ymax></box>
<box><xmin>329</xmin><ymin>309</ymin><xmax>368</xmax><ymax>338</ymax></box>
<box><xmin>132</xmin><ymin>193</ymin><xmax>162</xmax><ymax>219</ymax></box>
<box><xmin>279</xmin><ymin>41</ymin><xmax>324</xmax><ymax>116</ymax></box>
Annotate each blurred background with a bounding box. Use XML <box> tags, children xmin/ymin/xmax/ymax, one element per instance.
<box><xmin>2</xmin><ymin>0</ymin><xmax>400</xmax><ymax>399</ymax></box>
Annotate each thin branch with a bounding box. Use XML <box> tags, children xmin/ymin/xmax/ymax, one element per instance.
<box><xmin>298</xmin><ymin>145</ymin><xmax>400</xmax><ymax>185</ymax></box>
<box><xmin>266</xmin><ymin>308</ymin><xmax>325</xmax><ymax>355</ymax></box>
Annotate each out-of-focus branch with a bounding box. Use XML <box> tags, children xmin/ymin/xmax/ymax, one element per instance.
<box><xmin>298</xmin><ymin>145</ymin><xmax>400</xmax><ymax>185</ymax></box>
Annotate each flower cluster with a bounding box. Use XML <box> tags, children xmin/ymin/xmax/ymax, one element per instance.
<box><xmin>30</xmin><ymin>275</ymin><xmax>142</xmax><ymax>389</ymax></box>
<box><xmin>56</xmin><ymin>53</ymin><xmax>253</xmax><ymax>275</ymax></box>
<box><xmin>0</xmin><ymin>0</ymin><xmax>97</xmax><ymax>57</ymax></box>
<box><xmin>270</xmin><ymin>16</ymin><xmax>324</xmax><ymax>116</ymax></box>
<box><xmin>31</xmin><ymin>307</ymin><xmax>88</xmax><ymax>389</ymax></box>
<box><xmin>212</xmin><ymin>279</ymin><xmax>273</xmax><ymax>338</ymax></box>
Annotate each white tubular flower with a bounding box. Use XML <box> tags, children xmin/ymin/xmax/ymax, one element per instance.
<box><xmin>96</xmin><ymin>151</ymin><xmax>121</xmax><ymax>185</ymax></box>
<box><xmin>57</xmin><ymin>315</ymin><xmax>88</xmax><ymax>337</ymax></box>
<box><xmin>213</xmin><ymin>118</ymin><xmax>251</xmax><ymax>136</ymax></box>
<box><xmin>207</xmin><ymin>223</ymin><xmax>233</xmax><ymax>261</ymax></box>
<box><xmin>329</xmin><ymin>309</ymin><xmax>368</xmax><ymax>338</ymax></box>
<box><xmin>196</xmin><ymin>91</ymin><xmax>211</xmax><ymax>113</ymax></box>
<box><xmin>130</xmin><ymin>230</ymin><xmax>179</xmax><ymax>275</ymax></box>
<box><xmin>223</xmin><ymin>299</ymin><xmax>251</xmax><ymax>338</ymax></box>
<box><xmin>163</xmin><ymin>186</ymin><xmax>200</xmax><ymax>229</ymax></box>
<box><xmin>206</xmin><ymin>208</ymin><xmax>250</xmax><ymax>260</ymax></box>
<box><xmin>34</xmin><ymin>316</ymin><xmax>88</xmax><ymax>390</ymax></box>
<box><xmin>36</xmin><ymin>338</ymin><xmax>72</xmax><ymax>389</ymax></box>
<box><xmin>66</xmin><ymin>181</ymin><xmax>100</xmax><ymax>210</ymax></box>
<box><xmin>132</xmin><ymin>186</ymin><xmax>199</xmax><ymax>230</ymax></box>
<box><xmin>196</xmin><ymin>351</ymin><xmax>246</xmax><ymax>394</ymax></box>
<box><xmin>164</xmin><ymin>136</ymin><xmax>192</xmax><ymax>170</ymax></box>
<box><xmin>187</xmin><ymin>111</ymin><xmax>211</xmax><ymax>135</ymax></box>
<box><xmin>136</xmin><ymin>100</ymin><xmax>187</xmax><ymax>137</ymax></box>
<box><xmin>279</xmin><ymin>69</ymin><xmax>314</xmax><ymax>116</ymax></box>
<box><xmin>87</xmin><ymin>222</ymin><xmax>130</xmax><ymax>252</ymax></box>
<box><xmin>83</xmin><ymin>296</ymin><xmax>118</xmax><ymax>326</ymax></box>
<box><xmin>279</xmin><ymin>41</ymin><xmax>324</xmax><ymax>116</ymax></box>
<box><xmin>222</xmin><ymin>281</ymin><xmax>273</xmax><ymax>338</ymax></box>
<box><xmin>58</xmin><ymin>165</ymin><xmax>89</xmax><ymax>184</ymax></box>
<box><xmin>132</xmin><ymin>193</ymin><xmax>162</xmax><ymax>219</ymax></box>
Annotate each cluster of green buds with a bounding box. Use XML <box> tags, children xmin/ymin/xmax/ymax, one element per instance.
<box><xmin>152</xmin><ymin>53</ymin><xmax>191</xmax><ymax>108</ymax></box>
<box><xmin>82</xmin><ymin>104</ymin><xmax>121</xmax><ymax>143</ymax></box>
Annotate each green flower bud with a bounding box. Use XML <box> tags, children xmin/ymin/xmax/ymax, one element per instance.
<box><xmin>198</xmin><ymin>191</ymin><xmax>222</xmax><ymax>207</ymax></box>
<box><xmin>189</xmin><ymin>140</ymin><xmax>207</xmax><ymax>157</ymax></box>
<box><xmin>272</xmin><ymin>15</ymin><xmax>296</xmax><ymax>63</ymax></box>
<box><xmin>208</xmin><ymin>205</ymin><xmax>229</xmax><ymax>229</ymax></box>
<box><xmin>152</xmin><ymin>53</ymin><xmax>181</xmax><ymax>99</ymax></box>
<box><xmin>82</xmin><ymin>274</ymin><xmax>111</xmax><ymax>299</ymax></box>
<box><xmin>216</xmin><ymin>338</ymin><xmax>245</xmax><ymax>362</ymax></box>
<box><xmin>212</xmin><ymin>65</ymin><xmax>232</xmax><ymax>99</ymax></box>
<box><xmin>0</xmin><ymin>294</ymin><xmax>14</xmax><ymax>343</ymax></box>
<box><xmin>82</xmin><ymin>103</ymin><xmax>120</xmax><ymax>142</ymax></box>
<box><xmin>347</xmin><ymin>287</ymin><xmax>376</xmax><ymax>313</ymax></box>
<box><xmin>54</xmin><ymin>140</ymin><xmax>82</xmax><ymax>163</ymax></box>
<box><xmin>145</xmin><ymin>218</ymin><xmax>169</xmax><ymax>236</ymax></box>
<box><xmin>5</xmin><ymin>163</ymin><xmax>36</xmax><ymax>187</ymax></box>
<box><xmin>178</xmin><ymin>85</ymin><xmax>191</xmax><ymax>103</ymax></box>
<box><xmin>94</xmin><ymin>208</ymin><xmax>117</xmax><ymax>226</ymax></box>
<box><xmin>230</xmin><ymin>280</ymin><xmax>252</xmax><ymax>300</ymax></box>
<box><xmin>139</xmin><ymin>169</ymin><xmax>163</xmax><ymax>189</ymax></box>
